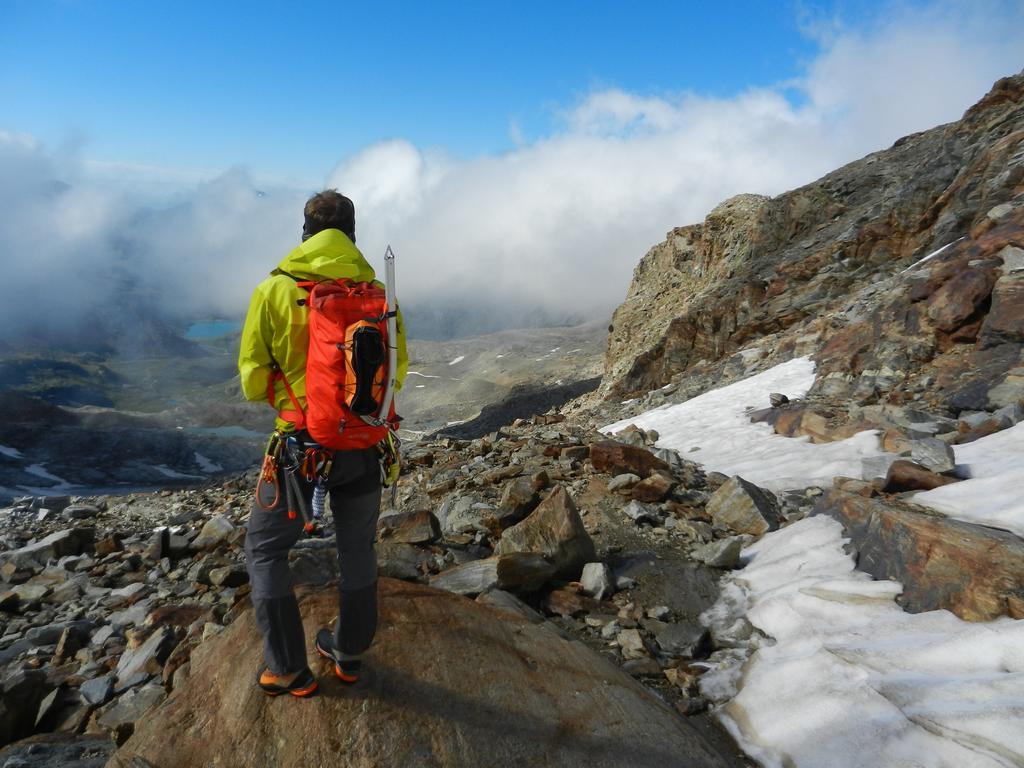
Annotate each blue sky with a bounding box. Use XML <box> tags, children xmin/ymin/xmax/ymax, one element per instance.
<box><xmin>2</xmin><ymin>0</ymin><xmax>903</xmax><ymax>183</ymax></box>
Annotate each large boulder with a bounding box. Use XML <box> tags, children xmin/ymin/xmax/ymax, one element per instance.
<box><xmin>817</xmin><ymin>489</ymin><xmax>1024</xmax><ymax>621</ymax></box>
<box><xmin>0</xmin><ymin>528</ymin><xmax>95</xmax><ymax>573</ymax></box>
<box><xmin>589</xmin><ymin>441</ymin><xmax>669</xmax><ymax>477</ymax></box>
<box><xmin>429</xmin><ymin>554</ymin><xmax>556</xmax><ymax>596</ymax></box>
<box><xmin>109</xmin><ymin>580</ymin><xmax>735</xmax><ymax>768</ymax></box>
<box><xmin>495</xmin><ymin>486</ymin><xmax>596</xmax><ymax>579</ymax></box>
<box><xmin>705</xmin><ymin>477</ymin><xmax>783</xmax><ymax>536</ymax></box>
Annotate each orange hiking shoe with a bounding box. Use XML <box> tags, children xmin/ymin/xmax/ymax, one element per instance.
<box><xmin>257</xmin><ymin>666</ymin><xmax>318</xmax><ymax>698</ymax></box>
<box><xmin>315</xmin><ymin>629</ymin><xmax>361</xmax><ymax>684</ymax></box>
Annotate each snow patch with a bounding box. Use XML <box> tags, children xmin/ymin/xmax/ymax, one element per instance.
<box><xmin>700</xmin><ymin>516</ymin><xmax>1024</xmax><ymax>768</ymax></box>
<box><xmin>24</xmin><ymin>464</ymin><xmax>70</xmax><ymax>485</ymax></box>
<box><xmin>194</xmin><ymin>452</ymin><xmax>222</xmax><ymax>473</ymax></box>
<box><xmin>899</xmin><ymin>238</ymin><xmax>964</xmax><ymax>274</ymax></box>
<box><xmin>914</xmin><ymin>421</ymin><xmax>1024</xmax><ymax>537</ymax></box>
<box><xmin>407</xmin><ymin>371</ymin><xmax>441</xmax><ymax>379</ymax></box>
<box><xmin>603</xmin><ymin>357</ymin><xmax>888</xmax><ymax>491</ymax></box>
<box><xmin>151</xmin><ymin>465</ymin><xmax>204</xmax><ymax>480</ymax></box>
<box><xmin>448</xmin><ymin>356</ymin><xmax>465</xmax><ymax>366</ymax></box>
<box><xmin>0</xmin><ymin>445</ymin><xmax>24</xmax><ymax>459</ymax></box>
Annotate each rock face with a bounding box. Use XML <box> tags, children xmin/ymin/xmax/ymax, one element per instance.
<box><xmin>110</xmin><ymin>580</ymin><xmax>734</xmax><ymax>768</ymax></box>
<box><xmin>816</xmin><ymin>490</ymin><xmax>1024</xmax><ymax>621</ymax></box>
<box><xmin>602</xmin><ymin>74</ymin><xmax>1024</xmax><ymax>402</ymax></box>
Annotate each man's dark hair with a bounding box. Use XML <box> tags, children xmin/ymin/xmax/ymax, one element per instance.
<box><xmin>303</xmin><ymin>189</ymin><xmax>355</xmax><ymax>242</ymax></box>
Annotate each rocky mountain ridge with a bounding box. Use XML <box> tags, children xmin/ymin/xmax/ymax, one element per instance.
<box><xmin>601</xmin><ymin>73</ymin><xmax>1024</xmax><ymax>415</ymax></box>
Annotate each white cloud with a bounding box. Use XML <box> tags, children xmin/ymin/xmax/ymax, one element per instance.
<box><xmin>1</xmin><ymin>2</ymin><xmax>1022</xmax><ymax>344</ymax></box>
<box><xmin>324</xmin><ymin>3</ymin><xmax>1024</xmax><ymax>322</ymax></box>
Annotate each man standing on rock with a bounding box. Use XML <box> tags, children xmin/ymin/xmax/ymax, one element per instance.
<box><xmin>238</xmin><ymin>190</ymin><xmax>407</xmax><ymax>697</ymax></box>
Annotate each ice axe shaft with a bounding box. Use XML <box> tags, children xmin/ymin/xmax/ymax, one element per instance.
<box><xmin>378</xmin><ymin>245</ymin><xmax>399</xmax><ymax>423</ymax></box>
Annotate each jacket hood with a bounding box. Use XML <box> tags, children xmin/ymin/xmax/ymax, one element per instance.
<box><xmin>273</xmin><ymin>229</ymin><xmax>376</xmax><ymax>282</ymax></box>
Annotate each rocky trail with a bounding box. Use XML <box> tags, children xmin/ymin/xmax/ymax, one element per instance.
<box><xmin>0</xmin><ymin>416</ymin><xmax>771</xmax><ymax>767</ymax></box>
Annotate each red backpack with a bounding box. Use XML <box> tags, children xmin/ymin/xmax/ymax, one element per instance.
<box><xmin>269</xmin><ymin>279</ymin><xmax>398</xmax><ymax>449</ymax></box>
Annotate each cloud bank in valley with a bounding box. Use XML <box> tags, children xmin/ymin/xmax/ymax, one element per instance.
<box><xmin>1</xmin><ymin>3</ymin><xmax>1021</xmax><ymax>347</ymax></box>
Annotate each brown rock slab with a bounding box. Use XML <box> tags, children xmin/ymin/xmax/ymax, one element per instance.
<box><xmin>631</xmin><ymin>472</ymin><xmax>675</xmax><ymax>502</ymax></box>
<box><xmin>926</xmin><ymin>267</ymin><xmax>997</xmax><ymax>332</ymax></box>
<box><xmin>883</xmin><ymin>460</ymin><xmax>960</xmax><ymax>492</ymax></box>
<box><xmin>589</xmin><ymin>440</ymin><xmax>669</xmax><ymax>477</ymax></box>
<box><xmin>541</xmin><ymin>587</ymin><xmax>601</xmax><ymax>617</ymax></box>
<box><xmin>110</xmin><ymin>580</ymin><xmax>736</xmax><ymax>768</ymax></box>
<box><xmin>495</xmin><ymin>486</ymin><xmax>596</xmax><ymax>579</ymax></box>
<box><xmin>378</xmin><ymin>510</ymin><xmax>440</xmax><ymax>545</ymax></box>
<box><xmin>979</xmin><ymin>275</ymin><xmax>1024</xmax><ymax>347</ymax></box>
<box><xmin>817</xmin><ymin>490</ymin><xmax>1024</xmax><ymax>621</ymax></box>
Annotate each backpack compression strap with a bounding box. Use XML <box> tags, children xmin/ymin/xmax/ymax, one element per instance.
<box><xmin>267</xmin><ymin>365</ymin><xmax>306</xmax><ymax>429</ymax></box>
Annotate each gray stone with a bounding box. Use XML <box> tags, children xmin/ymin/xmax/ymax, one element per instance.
<box><xmin>26</xmin><ymin>620</ymin><xmax>90</xmax><ymax>647</ymax></box>
<box><xmin>430</xmin><ymin>554</ymin><xmax>556</xmax><ymax>596</ymax></box>
<box><xmin>862</xmin><ymin>454</ymin><xmax>900</xmax><ymax>481</ymax></box>
<box><xmin>440</xmin><ymin>496</ymin><xmax>494</xmax><ymax>535</ymax></box>
<box><xmin>579</xmin><ymin>562</ymin><xmax>615</xmax><ymax>601</ymax></box>
<box><xmin>690</xmin><ymin>538</ymin><xmax>743</xmax><ymax>569</ymax></box>
<box><xmin>10</xmin><ymin>583</ymin><xmax>50</xmax><ymax>604</ymax></box>
<box><xmin>673</xmin><ymin>520</ymin><xmax>714</xmax><ymax>542</ymax></box>
<box><xmin>39</xmin><ymin>496</ymin><xmax>71</xmax><ymax>513</ymax></box>
<box><xmin>958</xmin><ymin>411</ymin><xmax>993</xmax><ymax>429</ymax></box>
<box><xmin>994</xmin><ymin>403</ymin><xmax>1024</xmax><ymax>425</ymax></box>
<box><xmin>108</xmin><ymin>600</ymin><xmax>155</xmax><ymax>631</ymax></box>
<box><xmin>0</xmin><ymin>527</ymin><xmax>95</xmax><ymax>572</ymax></box>
<box><xmin>607</xmin><ymin>473</ymin><xmax>641</xmax><ymax>492</ymax></box>
<box><xmin>646</xmin><ymin>620</ymin><xmax>710</xmax><ymax>657</ymax></box>
<box><xmin>63</xmin><ymin>503</ymin><xmax>100</xmax><ymax>519</ymax></box>
<box><xmin>190</xmin><ymin>516</ymin><xmax>234</xmax><ymax>550</ymax></box>
<box><xmin>998</xmin><ymin>245</ymin><xmax>1024</xmax><ymax>273</ymax></box>
<box><xmin>496</xmin><ymin>478</ymin><xmax>540</xmax><ymax>526</ymax></box>
<box><xmin>115</xmin><ymin>671</ymin><xmax>153</xmax><ymax>694</ymax></box>
<box><xmin>95</xmin><ymin>683</ymin><xmax>166</xmax><ymax>731</ymax></box>
<box><xmin>987</xmin><ymin>202</ymin><xmax>1015</xmax><ymax>220</ymax></box>
<box><xmin>376</xmin><ymin>542</ymin><xmax>429</xmax><ymax>581</ymax></box>
<box><xmin>615</xmin><ymin>628</ymin><xmax>648</xmax><ymax>659</ymax></box>
<box><xmin>110</xmin><ymin>582</ymin><xmax>149</xmax><ymax>601</ymax></box>
<box><xmin>115</xmin><ymin>626</ymin><xmax>176</xmax><ymax>684</ymax></box>
<box><xmin>208</xmin><ymin>565</ymin><xmax>249</xmax><ymax>588</ymax></box>
<box><xmin>910</xmin><ymin>438</ymin><xmax>956</xmax><ymax>473</ymax></box>
<box><xmin>92</xmin><ymin>625</ymin><xmax>116</xmax><ymax>647</ymax></box>
<box><xmin>988</xmin><ymin>370</ymin><xmax>1024</xmax><ymax>410</ymax></box>
<box><xmin>495</xmin><ymin>486</ymin><xmax>596</xmax><ymax>580</ymax></box>
<box><xmin>622</xmin><ymin>500</ymin><xmax>660</xmax><ymax>525</ymax></box>
<box><xmin>706</xmin><ymin>476</ymin><xmax>783</xmax><ymax>536</ymax></box>
<box><xmin>81</xmin><ymin>674</ymin><xmax>115</xmax><ymax>706</ymax></box>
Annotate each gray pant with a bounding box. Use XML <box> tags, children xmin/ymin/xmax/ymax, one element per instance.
<box><xmin>244</xmin><ymin>446</ymin><xmax>382</xmax><ymax>675</ymax></box>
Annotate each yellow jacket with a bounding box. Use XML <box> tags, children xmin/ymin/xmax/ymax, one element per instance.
<box><xmin>238</xmin><ymin>229</ymin><xmax>408</xmax><ymax>431</ymax></box>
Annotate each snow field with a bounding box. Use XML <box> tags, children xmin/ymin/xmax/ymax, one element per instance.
<box><xmin>700</xmin><ymin>517</ymin><xmax>1024</xmax><ymax>768</ymax></box>
<box><xmin>603</xmin><ymin>357</ymin><xmax>888</xmax><ymax>491</ymax></box>
<box><xmin>914</xmin><ymin>421</ymin><xmax>1024</xmax><ymax>537</ymax></box>
<box><xmin>602</xmin><ymin>357</ymin><xmax>1024</xmax><ymax>767</ymax></box>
